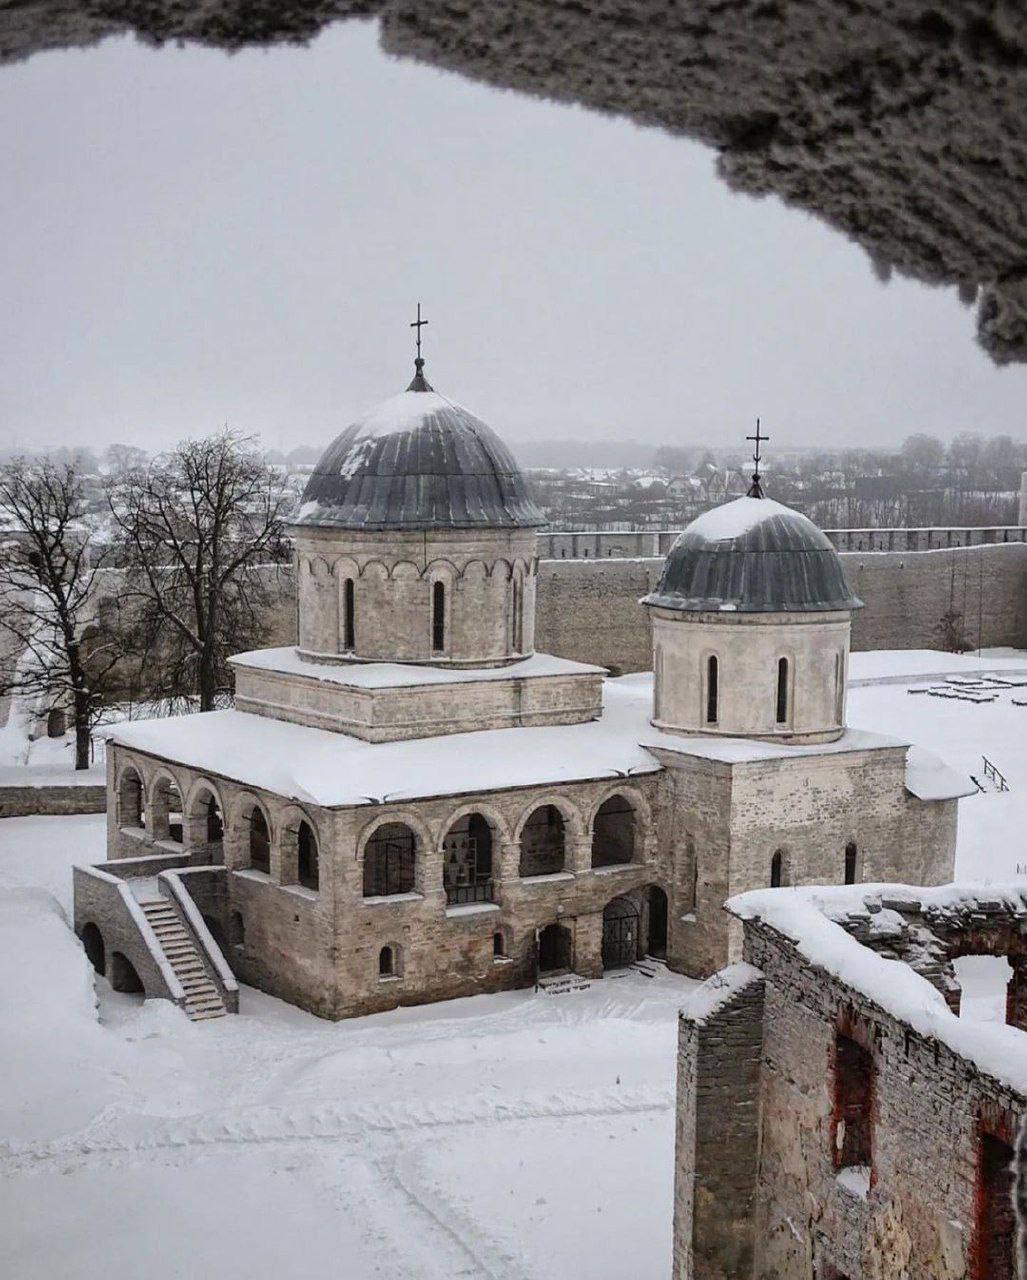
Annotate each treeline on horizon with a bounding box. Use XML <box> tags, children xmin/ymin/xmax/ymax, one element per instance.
<box><xmin>2</xmin><ymin>430</ymin><xmax>1025</xmax><ymax>477</ymax></box>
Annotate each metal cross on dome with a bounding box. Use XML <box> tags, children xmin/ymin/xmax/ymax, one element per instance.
<box><xmin>410</xmin><ymin>302</ymin><xmax>428</xmax><ymax>362</ymax></box>
<box><xmin>746</xmin><ymin>418</ymin><xmax>769</xmax><ymax>498</ymax></box>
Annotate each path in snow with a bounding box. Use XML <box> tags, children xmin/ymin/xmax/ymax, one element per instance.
<box><xmin>3</xmin><ymin>652</ymin><xmax>1026</xmax><ymax>1279</ymax></box>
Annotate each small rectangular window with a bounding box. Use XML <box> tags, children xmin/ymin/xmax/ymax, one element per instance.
<box><xmin>834</xmin><ymin>1032</ymin><xmax>873</xmax><ymax>1171</ymax></box>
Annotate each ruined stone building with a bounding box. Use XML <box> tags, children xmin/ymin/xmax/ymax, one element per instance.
<box><xmin>73</xmin><ymin>357</ymin><xmax>971</xmax><ymax>1020</ymax></box>
<box><xmin>674</xmin><ymin>882</ymin><xmax>1027</xmax><ymax>1279</ymax></box>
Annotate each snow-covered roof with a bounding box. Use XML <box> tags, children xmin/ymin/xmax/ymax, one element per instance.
<box><xmin>727</xmin><ymin>882</ymin><xmax>1027</xmax><ymax>1096</ymax></box>
<box><xmin>642</xmin><ymin>495</ymin><xmax>863</xmax><ymax>614</ymax></box>
<box><xmin>229</xmin><ymin>647</ymin><xmax>605</xmax><ymax>690</ymax></box>
<box><xmin>291</xmin><ymin>372</ymin><xmax>544</xmax><ymax>532</ymax></box>
<box><xmin>106</xmin><ymin>671</ymin><xmax>954</xmax><ymax>809</ymax></box>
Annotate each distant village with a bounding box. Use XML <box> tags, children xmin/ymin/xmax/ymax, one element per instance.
<box><xmin>4</xmin><ymin>430</ymin><xmax>1025</xmax><ymax>542</ymax></box>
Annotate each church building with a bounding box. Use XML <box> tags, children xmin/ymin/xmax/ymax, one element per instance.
<box><xmin>73</xmin><ymin>354</ymin><xmax>971</xmax><ymax>1020</ymax></box>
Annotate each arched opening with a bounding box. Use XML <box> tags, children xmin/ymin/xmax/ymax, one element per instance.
<box><xmin>188</xmin><ymin>787</ymin><xmax>224</xmax><ymax>861</ymax></box>
<box><xmin>248</xmin><ymin>807</ymin><xmax>270</xmax><ymax>873</ymax></box>
<box><xmin>647</xmin><ymin>886</ymin><xmax>669</xmax><ymax>959</ymax></box>
<box><xmin>770</xmin><ymin>849</ymin><xmax>788</xmax><ymax>888</ymax></box>
<box><xmin>119</xmin><ymin>767</ymin><xmax>144</xmax><ymax>829</ymax></box>
<box><xmin>706</xmin><ymin>654</ymin><xmax>719</xmax><ymax>724</ymax></box>
<box><xmin>442</xmin><ymin>812</ymin><xmax>494</xmax><ymax>904</ymax></box>
<box><xmin>432</xmin><ymin>580</ymin><xmax>446</xmax><ymax>652</ymax></box>
<box><xmin>493</xmin><ymin>931</ymin><xmax>506</xmax><ymax>959</ymax></box>
<box><xmin>81</xmin><ymin>922</ymin><xmax>105</xmax><ymax>976</ymax></box>
<box><xmin>206</xmin><ymin>795</ymin><xmax>224</xmax><ymax>845</ymax></box>
<box><xmin>363</xmin><ymin>823</ymin><xmax>417</xmax><ymax>897</ymax></box>
<box><xmin>591</xmin><ymin>794</ymin><xmax>636</xmax><ymax>868</ymax></box>
<box><xmin>844</xmin><ymin>841</ymin><xmax>858</xmax><ymax>885</ymax></box>
<box><xmin>297</xmin><ymin>821</ymin><xmax>319</xmax><ymax>891</ymax></box>
<box><xmin>110</xmin><ymin>951</ymin><xmax>144</xmax><ymax>994</ymax></box>
<box><xmin>519</xmin><ymin>805</ymin><xmax>566</xmax><ymax>877</ymax></box>
<box><xmin>343</xmin><ymin>577</ymin><xmax>355</xmax><ymax>650</ymax></box>
<box><xmin>602</xmin><ymin>896</ymin><xmax>640</xmax><ymax>970</ymax></box>
<box><xmin>47</xmin><ymin>706</ymin><xmax>67</xmax><ymax>737</ymax></box>
<box><xmin>537</xmin><ymin>923</ymin><xmax>572</xmax><ymax>975</ymax></box>
<box><xmin>378</xmin><ymin>944</ymin><xmax>399</xmax><ymax>978</ymax></box>
<box><xmin>151</xmin><ymin>776</ymin><xmax>184</xmax><ymax>843</ymax></box>
<box><xmin>776</xmin><ymin>657</ymin><xmax>789</xmax><ymax>724</ymax></box>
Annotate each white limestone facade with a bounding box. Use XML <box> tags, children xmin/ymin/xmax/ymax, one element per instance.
<box><xmin>73</xmin><ymin>371</ymin><xmax>971</xmax><ymax>1020</ymax></box>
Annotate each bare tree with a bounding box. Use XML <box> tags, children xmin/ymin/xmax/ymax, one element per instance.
<box><xmin>0</xmin><ymin>458</ymin><xmax>118</xmax><ymax>769</ymax></box>
<box><xmin>108</xmin><ymin>431</ymin><xmax>288</xmax><ymax>711</ymax></box>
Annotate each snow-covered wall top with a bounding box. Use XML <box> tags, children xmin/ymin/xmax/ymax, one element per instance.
<box><xmin>727</xmin><ymin>882</ymin><xmax>1027</xmax><ymax>1097</ymax></box>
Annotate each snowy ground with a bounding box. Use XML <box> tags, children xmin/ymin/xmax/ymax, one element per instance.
<box><xmin>2</xmin><ymin>649</ymin><xmax>1026</xmax><ymax>1279</ymax></box>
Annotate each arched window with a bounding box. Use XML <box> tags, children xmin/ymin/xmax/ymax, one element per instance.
<box><xmin>363</xmin><ymin>823</ymin><xmax>417</xmax><ymax>897</ymax></box>
<box><xmin>706</xmin><ymin>655</ymin><xmax>719</xmax><ymax>724</ymax></box>
<box><xmin>687</xmin><ymin>839</ymin><xmax>698</xmax><ymax>912</ymax></box>
<box><xmin>844</xmin><ymin>841</ymin><xmax>858</xmax><ymax>885</ymax></box>
<box><xmin>771</xmin><ymin>849</ymin><xmax>786</xmax><ymax>888</ymax></box>
<box><xmin>432</xmin><ymin>580</ymin><xmax>446</xmax><ymax>652</ymax></box>
<box><xmin>248</xmin><ymin>808</ymin><xmax>270</xmax><ymax>874</ymax></box>
<box><xmin>443</xmin><ymin>813</ymin><xmax>494</xmax><ymax>904</ymax></box>
<box><xmin>343</xmin><ymin>577</ymin><xmax>355</xmax><ymax>650</ymax></box>
<box><xmin>298</xmin><ymin>821</ymin><xmax>319</xmax><ymax>891</ymax></box>
<box><xmin>379</xmin><ymin>945</ymin><xmax>397</xmax><ymax>978</ymax></box>
<box><xmin>835</xmin><ymin>651</ymin><xmax>845</xmax><ymax>722</ymax></box>
<box><xmin>519</xmin><ymin>805</ymin><xmax>566</xmax><ymax>877</ymax></box>
<box><xmin>493</xmin><ymin>931</ymin><xmax>506</xmax><ymax>958</ymax></box>
<box><xmin>230</xmin><ymin>911</ymin><xmax>245</xmax><ymax>948</ymax></box>
<box><xmin>511</xmin><ymin>576</ymin><xmax>522</xmax><ymax>652</ymax></box>
<box><xmin>776</xmin><ymin>657</ymin><xmax>789</xmax><ymax>724</ymax></box>
<box><xmin>591</xmin><ymin>795</ymin><xmax>636</xmax><ymax>868</ymax></box>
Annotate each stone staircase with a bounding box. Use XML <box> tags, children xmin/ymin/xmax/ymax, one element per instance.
<box><xmin>140</xmin><ymin>900</ymin><xmax>228</xmax><ymax>1021</ymax></box>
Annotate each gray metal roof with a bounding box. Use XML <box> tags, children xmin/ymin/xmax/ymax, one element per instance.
<box><xmin>293</xmin><ymin>370</ymin><xmax>545</xmax><ymax>532</ymax></box>
<box><xmin>642</xmin><ymin>496</ymin><xmax>863</xmax><ymax>613</ymax></box>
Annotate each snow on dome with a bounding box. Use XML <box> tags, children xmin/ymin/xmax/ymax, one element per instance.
<box><xmin>292</xmin><ymin>378</ymin><xmax>544</xmax><ymax>531</ymax></box>
<box><xmin>682</xmin><ymin>495</ymin><xmax>805</xmax><ymax>542</ymax></box>
<box><xmin>642</xmin><ymin>494</ymin><xmax>863</xmax><ymax>614</ymax></box>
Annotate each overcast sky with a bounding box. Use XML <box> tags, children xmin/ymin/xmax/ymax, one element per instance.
<box><xmin>1</xmin><ymin>19</ymin><xmax>1025</xmax><ymax>458</ymax></box>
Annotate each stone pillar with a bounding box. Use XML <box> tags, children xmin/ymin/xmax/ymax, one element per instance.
<box><xmin>570</xmin><ymin>833</ymin><xmax>592</xmax><ymax>876</ymax></box>
<box><xmin>674</xmin><ymin>964</ymin><xmax>765</xmax><ymax>1280</ymax></box>
<box><xmin>575</xmin><ymin>909</ymin><xmax>604</xmax><ymax>978</ymax></box>
<box><xmin>1019</xmin><ymin>471</ymin><xmax>1027</xmax><ymax>528</ymax></box>
<box><xmin>1006</xmin><ymin>956</ymin><xmax>1027</xmax><ymax>1031</ymax></box>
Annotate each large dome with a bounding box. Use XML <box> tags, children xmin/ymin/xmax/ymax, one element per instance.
<box><xmin>643</xmin><ymin>495</ymin><xmax>863</xmax><ymax>613</ymax></box>
<box><xmin>293</xmin><ymin>371</ymin><xmax>544</xmax><ymax>531</ymax></box>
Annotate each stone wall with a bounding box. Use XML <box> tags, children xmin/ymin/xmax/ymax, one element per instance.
<box><xmin>531</xmin><ymin>543</ymin><xmax>1027</xmax><ymax>673</ymax></box>
<box><xmin>0</xmin><ymin>782</ymin><xmax>106</xmax><ymax>818</ymax></box>
<box><xmin>675</xmin><ymin>912</ymin><xmax>1025</xmax><ymax>1279</ymax></box>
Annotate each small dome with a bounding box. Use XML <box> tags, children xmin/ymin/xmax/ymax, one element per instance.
<box><xmin>642</xmin><ymin>496</ymin><xmax>863</xmax><ymax>613</ymax></box>
<box><xmin>294</xmin><ymin>373</ymin><xmax>544</xmax><ymax>531</ymax></box>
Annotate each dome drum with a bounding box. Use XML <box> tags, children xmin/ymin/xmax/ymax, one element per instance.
<box><xmin>644</xmin><ymin>496</ymin><xmax>859</xmax><ymax>743</ymax></box>
<box><xmin>290</xmin><ymin>373</ymin><xmax>542</xmax><ymax>668</ymax></box>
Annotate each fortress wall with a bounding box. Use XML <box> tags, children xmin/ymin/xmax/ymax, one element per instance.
<box><xmin>55</xmin><ymin>541</ymin><xmax>1027</xmax><ymax>692</ymax></box>
<box><xmin>530</xmin><ymin>543</ymin><xmax>1027</xmax><ymax>673</ymax></box>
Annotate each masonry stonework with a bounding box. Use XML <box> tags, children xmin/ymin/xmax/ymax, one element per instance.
<box><xmin>674</xmin><ymin>887</ymin><xmax>1027</xmax><ymax>1279</ymax></box>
